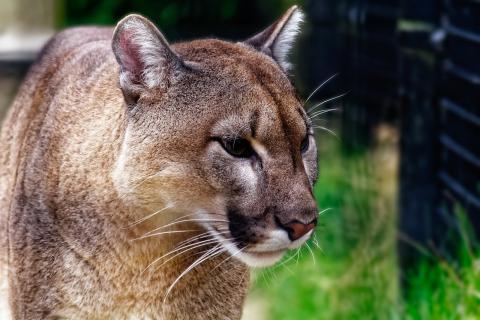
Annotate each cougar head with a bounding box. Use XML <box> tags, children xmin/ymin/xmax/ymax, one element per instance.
<box><xmin>112</xmin><ymin>6</ymin><xmax>318</xmax><ymax>267</ymax></box>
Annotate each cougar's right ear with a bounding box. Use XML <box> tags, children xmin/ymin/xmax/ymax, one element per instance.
<box><xmin>244</xmin><ymin>6</ymin><xmax>304</xmax><ymax>73</ymax></box>
<box><xmin>112</xmin><ymin>14</ymin><xmax>184</xmax><ymax>105</ymax></box>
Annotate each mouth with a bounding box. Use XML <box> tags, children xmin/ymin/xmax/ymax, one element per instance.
<box><xmin>207</xmin><ymin>229</ymin><xmax>287</xmax><ymax>267</ymax></box>
<box><xmin>244</xmin><ymin>249</ymin><xmax>287</xmax><ymax>265</ymax></box>
<box><xmin>235</xmin><ymin>248</ymin><xmax>287</xmax><ymax>268</ymax></box>
<box><xmin>201</xmin><ymin>213</ymin><xmax>314</xmax><ymax>268</ymax></box>
<box><xmin>224</xmin><ymin>228</ymin><xmax>315</xmax><ymax>267</ymax></box>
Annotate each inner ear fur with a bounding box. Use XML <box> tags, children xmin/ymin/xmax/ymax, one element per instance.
<box><xmin>112</xmin><ymin>14</ymin><xmax>184</xmax><ymax>105</ymax></box>
<box><xmin>244</xmin><ymin>5</ymin><xmax>304</xmax><ymax>73</ymax></box>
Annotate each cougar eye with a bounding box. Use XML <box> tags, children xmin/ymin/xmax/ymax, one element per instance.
<box><xmin>300</xmin><ymin>135</ymin><xmax>310</xmax><ymax>154</ymax></box>
<box><xmin>220</xmin><ymin>138</ymin><xmax>254</xmax><ymax>158</ymax></box>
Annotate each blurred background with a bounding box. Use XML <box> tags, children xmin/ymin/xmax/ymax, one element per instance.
<box><xmin>1</xmin><ymin>0</ymin><xmax>479</xmax><ymax>319</ymax></box>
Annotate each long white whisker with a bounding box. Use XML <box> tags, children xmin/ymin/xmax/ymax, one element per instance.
<box><xmin>130</xmin><ymin>229</ymin><xmax>201</xmax><ymax>241</ymax></box>
<box><xmin>176</xmin><ymin>231</ymin><xmax>212</xmax><ymax>247</ymax></box>
<box><xmin>295</xmin><ymin>248</ymin><xmax>302</xmax><ymax>264</ymax></box>
<box><xmin>172</xmin><ymin>231</ymin><xmax>230</xmax><ymax>256</ymax></box>
<box><xmin>238</xmin><ymin>266</ymin><xmax>250</xmax><ymax>286</ymax></box>
<box><xmin>143</xmin><ymin>219</ymin><xmax>230</xmax><ymax>237</ymax></box>
<box><xmin>176</xmin><ymin>230</ymin><xmax>230</xmax><ymax>248</ymax></box>
<box><xmin>312</xmin><ymin>125</ymin><xmax>339</xmax><ymax>138</ymax></box>
<box><xmin>163</xmin><ymin>245</ymin><xmax>226</xmax><ymax>302</ymax></box>
<box><xmin>313</xmin><ymin>233</ymin><xmax>324</xmax><ymax>254</ymax></box>
<box><xmin>211</xmin><ymin>245</ymin><xmax>247</xmax><ymax>272</ymax></box>
<box><xmin>304</xmin><ymin>73</ymin><xmax>338</xmax><ymax>104</ymax></box>
<box><xmin>305</xmin><ymin>242</ymin><xmax>316</xmax><ymax>265</ymax></box>
<box><xmin>275</xmin><ymin>250</ymin><xmax>301</xmax><ymax>269</ymax></box>
<box><xmin>143</xmin><ymin>232</ymin><xmax>231</xmax><ymax>271</ymax></box>
<box><xmin>318</xmin><ymin>207</ymin><xmax>333</xmax><ymax>217</ymax></box>
<box><xmin>122</xmin><ymin>204</ymin><xmax>174</xmax><ymax>229</ymax></box>
<box><xmin>309</xmin><ymin>108</ymin><xmax>340</xmax><ymax>119</ymax></box>
<box><xmin>118</xmin><ymin>172</ymin><xmax>161</xmax><ymax>200</ymax></box>
<box><xmin>177</xmin><ymin>231</ymin><xmax>212</xmax><ymax>245</ymax></box>
<box><xmin>156</xmin><ymin>239</ymin><xmax>229</xmax><ymax>269</ymax></box>
<box><xmin>308</xmin><ymin>92</ymin><xmax>347</xmax><ymax>114</ymax></box>
<box><xmin>141</xmin><ymin>238</ymin><xmax>223</xmax><ymax>274</ymax></box>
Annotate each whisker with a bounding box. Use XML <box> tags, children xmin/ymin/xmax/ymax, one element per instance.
<box><xmin>312</xmin><ymin>125</ymin><xmax>339</xmax><ymax>138</ymax></box>
<box><xmin>309</xmin><ymin>108</ymin><xmax>340</xmax><ymax>119</ymax></box>
<box><xmin>305</xmin><ymin>242</ymin><xmax>316</xmax><ymax>265</ymax></box>
<box><xmin>275</xmin><ymin>250</ymin><xmax>300</xmax><ymax>269</ymax></box>
<box><xmin>176</xmin><ymin>231</ymin><xmax>213</xmax><ymax>247</ymax></box>
<box><xmin>176</xmin><ymin>230</ymin><xmax>230</xmax><ymax>248</ymax></box>
<box><xmin>163</xmin><ymin>235</ymin><xmax>229</xmax><ymax>259</ymax></box>
<box><xmin>142</xmin><ymin>231</ymin><xmax>233</xmax><ymax>274</ymax></box>
<box><xmin>304</xmin><ymin>73</ymin><xmax>338</xmax><ymax>104</ymax></box>
<box><xmin>313</xmin><ymin>234</ymin><xmax>324</xmax><ymax>254</ymax></box>
<box><xmin>142</xmin><ymin>218</ymin><xmax>230</xmax><ymax>237</ymax></box>
<box><xmin>141</xmin><ymin>238</ymin><xmax>223</xmax><ymax>274</ymax></box>
<box><xmin>295</xmin><ymin>248</ymin><xmax>302</xmax><ymax>265</ymax></box>
<box><xmin>163</xmin><ymin>244</ymin><xmax>226</xmax><ymax>302</ymax></box>
<box><xmin>307</xmin><ymin>92</ymin><xmax>347</xmax><ymax>114</ymax></box>
<box><xmin>318</xmin><ymin>207</ymin><xmax>333</xmax><ymax>217</ymax></box>
<box><xmin>122</xmin><ymin>204</ymin><xmax>174</xmax><ymax>229</ymax></box>
<box><xmin>156</xmin><ymin>240</ymin><xmax>229</xmax><ymax>269</ymax></box>
<box><xmin>118</xmin><ymin>172</ymin><xmax>161</xmax><ymax>200</ymax></box>
<box><xmin>210</xmin><ymin>244</ymin><xmax>247</xmax><ymax>272</ymax></box>
<box><xmin>261</xmin><ymin>272</ymin><xmax>272</xmax><ymax>290</ymax></box>
<box><xmin>130</xmin><ymin>229</ymin><xmax>201</xmax><ymax>241</ymax></box>
<box><xmin>238</xmin><ymin>266</ymin><xmax>250</xmax><ymax>286</ymax></box>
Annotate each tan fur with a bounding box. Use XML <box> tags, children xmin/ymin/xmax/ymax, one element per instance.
<box><xmin>0</xmin><ymin>7</ymin><xmax>317</xmax><ymax>319</ymax></box>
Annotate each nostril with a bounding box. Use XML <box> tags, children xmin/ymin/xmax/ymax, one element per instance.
<box><xmin>282</xmin><ymin>219</ymin><xmax>316</xmax><ymax>241</ymax></box>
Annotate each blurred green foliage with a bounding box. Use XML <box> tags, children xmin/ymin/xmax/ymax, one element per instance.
<box><xmin>404</xmin><ymin>207</ymin><xmax>480</xmax><ymax>320</ymax></box>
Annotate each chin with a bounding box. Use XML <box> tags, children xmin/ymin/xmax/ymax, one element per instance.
<box><xmin>235</xmin><ymin>250</ymin><xmax>286</xmax><ymax>268</ymax></box>
<box><xmin>217</xmin><ymin>237</ymin><xmax>287</xmax><ymax>268</ymax></box>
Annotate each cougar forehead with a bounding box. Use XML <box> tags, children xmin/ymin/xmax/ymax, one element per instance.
<box><xmin>171</xmin><ymin>39</ymin><xmax>307</xmax><ymax>142</ymax></box>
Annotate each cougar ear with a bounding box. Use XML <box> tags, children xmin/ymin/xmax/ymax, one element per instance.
<box><xmin>112</xmin><ymin>14</ymin><xmax>183</xmax><ymax>104</ymax></box>
<box><xmin>244</xmin><ymin>6</ymin><xmax>304</xmax><ymax>72</ymax></box>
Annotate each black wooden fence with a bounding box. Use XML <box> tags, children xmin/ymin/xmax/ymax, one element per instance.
<box><xmin>306</xmin><ymin>0</ymin><xmax>480</xmax><ymax>248</ymax></box>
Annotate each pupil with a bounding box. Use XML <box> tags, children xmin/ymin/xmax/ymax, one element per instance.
<box><xmin>223</xmin><ymin>138</ymin><xmax>253</xmax><ymax>158</ymax></box>
<box><xmin>232</xmin><ymin>141</ymin><xmax>246</xmax><ymax>154</ymax></box>
<box><xmin>301</xmin><ymin>136</ymin><xmax>309</xmax><ymax>153</ymax></box>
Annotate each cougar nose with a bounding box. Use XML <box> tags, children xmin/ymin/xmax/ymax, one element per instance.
<box><xmin>280</xmin><ymin>219</ymin><xmax>317</xmax><ymax>241</ymax></box>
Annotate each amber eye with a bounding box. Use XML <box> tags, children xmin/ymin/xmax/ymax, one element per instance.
<box><xmin>300</xmin><ymin>135</ymin><xmax>310</xmax><ymax>154</ymax></box>
<box><xmin>220</xmin><ymin>138</ymin><xmax>254</xmax><ymax>158</ymax></box>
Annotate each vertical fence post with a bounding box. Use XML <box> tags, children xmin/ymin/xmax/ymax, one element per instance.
<box><xmin>398</xmin><ymin>0</ymin><xmax>442</xmax><ymax>263</ymax></box>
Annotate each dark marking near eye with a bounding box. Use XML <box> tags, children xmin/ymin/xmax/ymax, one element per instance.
<box><xmin>227</xmin><ymin>207</ymin><xmax>251</xmax><ymax>248</ymax></box>
<box><xmin>242</xmin><ymin>60</ymin><xmax>302</xmax><ymax>170</ymax></box>
<box><xmin>279</xmin><ymin>114</ymin><xmax>298</xmax><ymax>170</ymax></box>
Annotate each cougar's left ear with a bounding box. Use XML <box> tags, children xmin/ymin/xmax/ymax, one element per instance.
<box><xmin>244</xmin><ymin>5</ymin><xmax>304</xmax><ymax>72</ymax></box>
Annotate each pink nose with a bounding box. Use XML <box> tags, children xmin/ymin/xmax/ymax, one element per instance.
<box><xmin>283</xmin><ymin>220</ymin><xmax>316</xmax><ymax>241</ymax></box>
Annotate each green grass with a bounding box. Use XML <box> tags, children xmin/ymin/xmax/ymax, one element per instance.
<box><xmin>403</xmin><ymin>208</ymin><xmax>480</xmax><ymax>320</ymax></box>
<box><xmin>250</xmin><ymin>136</ymin><xmax>480</xmax><ymax>320</ymax></box>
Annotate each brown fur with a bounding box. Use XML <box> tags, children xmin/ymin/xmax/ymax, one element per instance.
<box><xmin>0</xmin><ymin>7</ymin><xmax>317</xmax><ymax>319</ymax></box>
